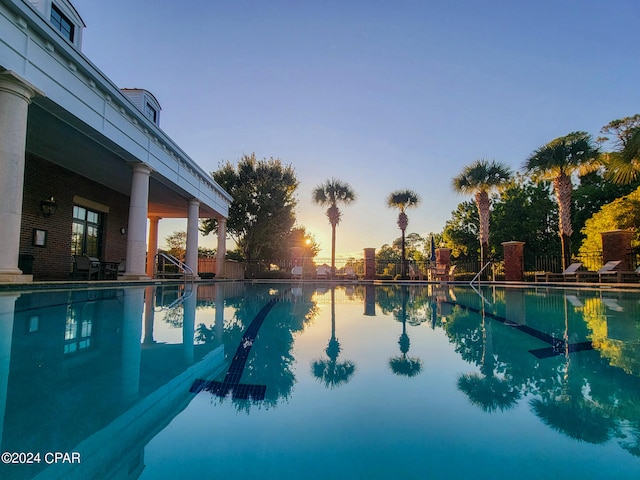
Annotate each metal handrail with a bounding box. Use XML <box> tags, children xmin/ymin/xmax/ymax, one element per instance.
<box><xmin>470</xmin><ymin>261</ymin><xmax>492</xmax><ymax>286</ymax></box>
<box><xmin>155</xmin><ymin>253</ymin><xmax>195</xmax><ymax>284</ymax></box>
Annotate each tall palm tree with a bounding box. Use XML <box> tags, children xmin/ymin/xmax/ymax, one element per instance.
<box><xmin>523</xmin><ymin>132</ymin><xmax>599</xmax><ymax>270</ymax></box>
<box><xmin>452</xmin><ymin>159</ymin><xmax>511</xmax><ymax>271</ymax></box>
<box><xmin>312</xmin><ymin>179</ymin><xmax>356</xmax><ymax>276</ymax></box>
<box><xmin>387</xmin><ymin>189</ymin><xmax>420</xmax><ymax>278</ymax></box>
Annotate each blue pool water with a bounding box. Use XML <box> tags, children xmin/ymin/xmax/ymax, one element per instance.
<box><xmin>1</xmin><ymin>282</ymin><xmax>639</xmax><ymax>479</ymax></box>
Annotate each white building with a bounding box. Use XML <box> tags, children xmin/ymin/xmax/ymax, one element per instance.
<box><xmin>0</xmin><ymin>0</ymin><xmax>231</xmax><ymax>281</ymax></box>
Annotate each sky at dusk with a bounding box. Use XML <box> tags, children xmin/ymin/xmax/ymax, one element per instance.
<box><xmin>71</xmin><ymin>0</ymin><xmax>640</xmax><ymax>259</ymax></box>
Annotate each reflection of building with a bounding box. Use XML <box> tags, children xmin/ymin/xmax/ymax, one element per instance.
<box><xmin>1</xmin><ymin>0</ymin><xmax>232</xmax><ymax>282</ymax></box>
<box><xmin>0</xmin><ymin>286</ymin><xmax>225</xmax><ymax>479</ymax></box>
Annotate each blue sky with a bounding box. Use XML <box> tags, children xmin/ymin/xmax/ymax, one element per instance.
<box><xmin>72</xmin><ymin>0</ymin><xmax>640</xmax><ymax>258</ymax></box>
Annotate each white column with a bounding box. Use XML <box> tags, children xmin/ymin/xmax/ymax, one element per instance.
<box><xmin>146</xmin><ymin>216</ymin><xmax>161</xmax><ymax>278</ymax></box>
<box><xmin>185</xmin><ymin>199</ymin><xmax>200</xmax><ymax>278</ymax></box>
<box><xmin>216</xmin><ymin>218</ymin><xmax>227</xmax><ymax>279</ymax></box>
<box><xmin>0</xmin><ymin>73</ymin><xmax>38</xmax><ymax>282</ymax></box>
<box><xmin>123</xmin><ymin>164</ymin><xmax>152</xmax><ymax>279</ymax></box>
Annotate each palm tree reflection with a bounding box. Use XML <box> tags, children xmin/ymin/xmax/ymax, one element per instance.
<box><xmin>311</xmin><ymin>287</ymin><xmax>356</xmax><ymax>389</ymax></box>
<box><xmin>456</xmin><ymin>304</ymin><xmax>520</xmax><ymax>413</ymax></box>
<box><xmin>389</xmin><ymin>286</ymin><xmax>423</xmax><ymax>377</ymax></box>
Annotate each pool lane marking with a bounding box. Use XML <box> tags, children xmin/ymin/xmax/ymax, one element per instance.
<box><xmin>190</xmin><ymin>296</ymin><xmax>280</xmax><ymax>400</ymax></box>
<box><xmin>442</xmin><ymin>301</ymin><xmax>593</xmax><ymax>359</ymax></box>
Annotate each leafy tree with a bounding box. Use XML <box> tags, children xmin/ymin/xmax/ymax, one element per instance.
<box><xmin>312</xmin><ymin>178</ymin><xmax>357</xmax><ymax>275</ymax></box>
<box><xmin>165</xmin><ymin>230</ymin><xmax>187</xmax><ymax>259</ymax></box>
<box><xmin>523</xmin><ymin>132</ymin><xmax>600</xmax><ymax>270</ymax></box>
<box><xmin>442</xmin><ymin>201</ymin><xmax>480</xmax><ymax>262</ymax></box>
<box><xmin>490</xmin><ymin>176</ymin><xmax>560</xmax><ymax>268</ymax></box>
<box><xmin>572</xmin><ymin>170</ymin><xmax>640</xmax><ymax>248</ymax></box>
<box><xmin>598</xmin><ymin>115</ymin><xmax>640</xmax><ymax>186</ymax></box>
<box><xmin>201</xmin><ymin>153</ymin><xmax>298</xmax><ymax>262</ymax></box>
<box><xmin>578</xmin><ymin>186</ymin><xmax>640</xmax><ymax>255</ymax></box>
<box><xmin>452</xmin><ymin>159</ymin><xmax>512</xmax><ymax>271</ymax></box>
<box><xmin>375</xmin><ymin>243</ymin><xmax>401</xmax><ymax>276</ymax></box>
<box><xmin>387</xmin><ymin>189</ymin><xmax>421</xmax><ymax>278</ymax></box>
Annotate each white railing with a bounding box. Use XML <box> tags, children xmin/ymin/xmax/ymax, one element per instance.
<box><xmin>155</xmin><ymin>253</ymin><xmax>195</xmax><ymax>284</ymax></box>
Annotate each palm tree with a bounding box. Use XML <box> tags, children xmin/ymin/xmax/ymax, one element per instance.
<box><xmin>523</xmin><ymin>132</ymin><xmax>599</xmax><ymax>270</ymax></box>
<box><xmin>606</xmin><ymin>126</ymin><xmax>640</xmax><ymax>185</ymax></box>
<box><xmin>312</xmin><ymin>179</ymin><xmax>356</xmax><ymax>276</ymax></box>
<box><xmin>387</xmin><ymin>189</ymin><xmax>421</xmax><ymax>278</ymax></box>
<box><xmin>452</xmin><ymin>159</ymin><xmax>511</xmax><ymax>272</ymax></box>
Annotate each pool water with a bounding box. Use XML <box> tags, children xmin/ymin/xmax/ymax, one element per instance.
<box><xmin>1</xmin><ymin>282</ymin><xmax>639</xmax><ymax>479</ymax></box>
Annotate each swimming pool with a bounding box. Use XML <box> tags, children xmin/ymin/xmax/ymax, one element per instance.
<box><xmin>1</xmin><ymin>282</ymin><xmax>639</xmax><ymax>479</ymax></box>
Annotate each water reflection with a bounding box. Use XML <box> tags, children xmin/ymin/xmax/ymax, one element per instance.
<box><xmin>1</xmin><ymin>282</ymin><xmax>640</xmax><ymax>479</ymax></box>
<box><xmin>311</xmin><ymin>286</ymin><xmax>357</xmax><ymax>388</ymax></box>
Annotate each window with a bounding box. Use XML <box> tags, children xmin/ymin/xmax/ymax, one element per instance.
<box><xmin>144</xmin><ymin>102</ymin><xmax>157</xmax><ymax>123</ymax></box>
<box><xmin>71</xmin><ymin>205</ymin><xmax>102</xmax><ymax>257</ymax></box>
<box><xmin>50</xmin><ymin>4</ymin><xmax>74</xmax><ymax>42</ymax></box>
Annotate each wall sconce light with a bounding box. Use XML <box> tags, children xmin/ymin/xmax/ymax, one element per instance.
<box><xmin>40</xmin><ymin>197</ymin><xmax>57</xmax><ymax>217</ymax></box>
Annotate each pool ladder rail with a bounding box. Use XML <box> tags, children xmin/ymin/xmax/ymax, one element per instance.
<box><xmin>470</xmin><ymin>261</ymin><xmax>493</xmax><ymax>306</ymax></box>
<box><xmin>154</xmin><ymin>253</ymin><xmax>195</xmax><ymax>284</ymax></box>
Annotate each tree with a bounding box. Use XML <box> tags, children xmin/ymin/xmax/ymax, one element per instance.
<box><xmin>523</xmin><ymin>132</ymin><xmax>600</xmax><ymax>270</ymax></box>
<box><xmin>200</xmin><ymin>153</ymin><xmax>298</xmax><ymax>263</ymax></box>
<box><xmin>490</xmin><ymin>176</ymin><xmax>560</xmax><ymax>269</ymax></box>
<box><xmin>165</xmin><ymin>230</ymin><xmax>187</xmax><ymax>259</ymax></box>
<box><xmin>312</xmin><ymin>178</ymin><xmax>357</xmax><ymax>275</ymax></box>
<box><xmin>387</xmin><ymin>189</ymin><xmax>421</xmax><ymax>278</ymax></box>
<box><xmin>442</xmin><ymin>201</ymin><xmax>480</xmax><ymax>261</ymax></box>
<box><xmin>452</xmin><ymin>159</ymin><xmax>512</xmax><ymax>271</ymax></box>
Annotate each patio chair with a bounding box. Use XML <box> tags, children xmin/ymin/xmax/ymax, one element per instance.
<box><xmin>433</xmin><ymin>265</ymin><xmax>456</xmax><ymax>281</ymax></box>
<box><xmin>534</xmin><ymin>262</ymin><xmax>582</xmax><ymax>282</ymax></box>
<box><xmin>316</xmin><ymin>264</ymin><xmax>330</xmax><ymax>279</ymax></box>
<box><xmin>344</xmin><ymin>266</ymin><xmax>357</xmax><ymax>280</ymax></box>
<box><xmin>291</xmin><ymin>265</ymin><xmax>303</xmax><ymax>279</ymax></box>
<box><xmin>599</xmin><ymin>265</ymin><xmax>640</xmax><ymax>283</ymax></box>
<box><xmin>408</xmin><ymin>264</ymin><xmax>423</xmax><ymax>280</ymax></box>
<box><xmin>72</xmin><ymin>255</ymin><xmax>101</xmax><ymax>280</ymax></box>
<box><xmin>575</xmin><ymin>260</ymin><xmax>622</xmax><ymax>282</ymax></box>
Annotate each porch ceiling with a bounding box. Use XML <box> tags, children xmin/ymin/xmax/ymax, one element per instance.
<box><xmin>26</xmin><ymin>99</ymin><xmax>220</xmax><ymax>219</ymax></box>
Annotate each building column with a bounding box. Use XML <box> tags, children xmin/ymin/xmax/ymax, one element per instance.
<box><xmin>123</xmin><ymin>164</ymin><xmax>152</xmax><ymax>279</ymax></box>
<box><xmin>146</xmin><ymin>216</ymin><xmax>161</xmax><ymax>278</ymax></box>
<box><xmin>216</xmin><ymin>218</ymin><xmax>227</xmax><ymax>279</ymax></box>
<box><xmin>185</xmin><ymin>199</ymin><xmax>200</xmax><ymax>278</ymax></box>
<box><xmin>363</xmin><ymin>248</ymin><xmax>376</xmax><ymax>280</ymax></box>
<box><xmin>502</xmin><ymin>241</ymin><xmax>525</xmax><ymax>282</ymax></box>
<box><xmin>0</xmin><ymin>72</ymin><xmax>40</xmax><ymax>282</ymax></box>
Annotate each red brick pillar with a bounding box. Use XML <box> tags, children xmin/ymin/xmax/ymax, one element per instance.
<box><xmin>435</xmin><ymin>248</ymin><xmax>451</xmax><ymax>268</ymax></box>
<box><xmin>601</xmin><ymin>230</ymin><xmax>632</xmax><ymax>271</ymax></box>
<box><xmin>364</xmin><ymin>248</ymin><xmax>376</xmax><ymax>280</ymax></box>
<box><xmin>502</xmin><ymin>241</ymin><xmax>525</xmax><ymax>281</ymax></box>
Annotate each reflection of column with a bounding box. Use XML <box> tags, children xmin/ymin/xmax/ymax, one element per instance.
<box><xmin>0</xmin><ymin>72</ymin><xmax>39</xmax><ymax>282</ymax></box>
<box><xmin>215</xmin><ymin>284</ymin><xmax>225</xmax><ymax>346</ymax></box>
<box><xmin>364</xmin><ymin>284</ymin><xmax>376</xmax><ymax>316</ymax></box>
<box><xmin>505</xmin><ymin>288</ymin><xmax>527</xmax><ymax>325</ymax></box>
<box><xmin>185</xmin><ymin>199</ymin><xmax>200</xmax><ymax>278</ymax></box>
<box><xmin>121</xmin><ymin>287</ymin><xmax>145</xmax><ymax>403</ymax></box>
<box><xmin>123</xmin><ymin>164</ymin><xmax>152</xmax><ymax>279</ymax></box>
<box><xmin>216</xmin><ymin>218</ymin><xmax>227</xmax><ymax>279</ymax></box>
<box><xmin>143</xmin><ymin>286</ymin><xmax>155</xmax><ymax>344</ymax></box>
<box><xmin>0</xmin><ymin>294</ymin><xmax>19</xmax><ymax>442</ymax></box>
<box><xmin>183</xmin><ymin>285</ymin><xmax>197</xmax><ymax>364</ymax></box>
<box><xmin>146</xmin><ymin>216</ymin><xmax>161</xmax><ymax>278</ymax></box>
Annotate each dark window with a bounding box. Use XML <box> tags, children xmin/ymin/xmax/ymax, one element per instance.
<box><xmin>144</xmin><ymin>102</ymin><xmax>157</xmax><ymax>123</ymax></box>
<box><xmin>50</xmin><ymin>4</ymin><xmax>74</xmax><ymax>42</ymax></box>
<box><xmin>71</xmin><ymin>205</ymin><xmax>102</xmax><ymax>257</ymax></box>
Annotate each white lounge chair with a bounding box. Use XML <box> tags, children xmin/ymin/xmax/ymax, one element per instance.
<box><xmin>291</xmin><ymin>265</ymin><xmax>303</xmax><ymax>279</ymax></box>
<box><xmin>535</xmin><ymin>262</ymin><xmax>582</xmax><ymax>282</ymax></box>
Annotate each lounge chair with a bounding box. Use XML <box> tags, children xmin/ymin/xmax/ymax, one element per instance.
<box><xmin>72</xmin><ymin>255</ymin><xmax>101</xmax><ymax>280</ymax></box>
<box><xmin>344</xmin><ymin>266</ymin><xmax>357</xmax><ymax>280</ymax></box>
<box><xmin>534</xmin><ymin>262</ymin><xmax>582</xmax><ymax>282</ymax></box>
<box><xmin>575</xmin><ymin>260</ymin><xmax>622</xmax><ymax>282</ymax></box>
<box><xmin>408</xmin><ymin>264</ymin><xmax>424</xmax><ymax>280</ymax></box>
<box><xmin>316</xmin><ymin>264</ymin><xmax>330</xmax><ymax>279</ymax></box>
<box><xmin>599</xmin><ymin>265</ymin><xmax>640</xmax><ymax>283</ymax></box>
<box><xmin>291</xmin><ymin>265</ymin><xmax>303</xmax><ymax>279</ymax></box>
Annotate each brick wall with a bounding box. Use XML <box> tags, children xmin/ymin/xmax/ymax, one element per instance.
<box><xmin>20</xmin><ymin>154</ymin><xmax>130</xmax><ymax>280</ymax></box>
